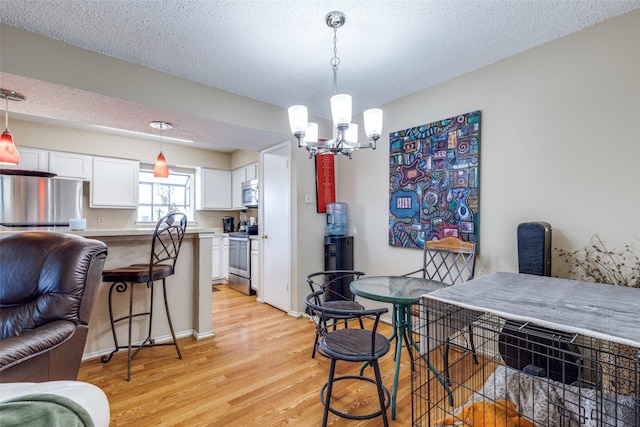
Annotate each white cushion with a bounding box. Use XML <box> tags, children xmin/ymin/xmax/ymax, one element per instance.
<box><xmin>0</xmin><ymin>381</ymin><xmax>109</xmax><ymax>427</ymax></box>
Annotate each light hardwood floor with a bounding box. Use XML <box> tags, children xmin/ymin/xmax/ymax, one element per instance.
<box><xmin>78</xmin><ymin>284</ymin><xmax>416</xmax><ymax>426</ymax></box>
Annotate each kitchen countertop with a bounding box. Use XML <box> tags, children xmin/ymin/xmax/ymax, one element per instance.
<box><xmin>0</xmin><ymin>226</ymin><xmax>220</xmax><ymax>238</ymax></box>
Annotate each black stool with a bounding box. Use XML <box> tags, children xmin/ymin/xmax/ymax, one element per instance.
<box><xmin>101</xmin><ymin>213</ymin><xmax>187</xmax><ymax>380</ymax></box>
<box><xmin>306</xmin><ymin>290</ymin><xmax>391</xmax><ymax>427</ymax></box>
<box><xmin>305</xmin><ymin>270</ymin><xmax>366</xmax><ymax>358</ymax></box>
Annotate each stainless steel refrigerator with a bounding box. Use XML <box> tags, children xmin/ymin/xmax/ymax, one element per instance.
<box><xmin>0</xmin><ymin>171</ymin><xmax>83</xmax><ymax>227</ymax></box>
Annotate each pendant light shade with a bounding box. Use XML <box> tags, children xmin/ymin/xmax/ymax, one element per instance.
<box><xmin>0</xmin><ymin>129</ymin><xmax>20</xmax><ymax>165</ymax></box>
<box><xmin>153</xmin><ymin>151</ymin><xmax>169</xmax><ymax>178</ymax></box>
<box><xmin>149</xmin><ymin>121</ymin><xmax>173</xmax><ymax>178</ymax></box>
<box><xmin>0</xmin><ymin>89</ymin><xmax>25</xmax><ymax>165</ymax></box>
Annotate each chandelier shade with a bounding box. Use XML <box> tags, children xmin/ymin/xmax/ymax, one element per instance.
<box><xmin>363</xmin><ymin>108</ymin><xmax>383</xmax><ymax>140</ymax></box>
<box><xmin>288</xmin><ymin>105</ymin><xmax>308</xmax><ymax>136</ymax></box>
<box><xmin>288</xmin><ymin>11</ymin><xmax>382</xmax><ymax>159</ymax></box>
<box><xmin>303</xmin><ymin>122</ymin><xmax>318</xmax><ymax>145</ymax></box>
<box><xmin>0</xmin><ymin>89</ymin><xmax>25</xmax><ymax>165</ymax></box>
<box><xmin>330</xmin><ymin>94</ymin><xmax>352</xmax><ymax>127</ymax></box>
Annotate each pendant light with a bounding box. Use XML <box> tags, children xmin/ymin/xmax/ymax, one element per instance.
<box><xmin>0</xmin><ymin>89</ymin><xmax>26</xmax><ymax>165</ymax></box>
<box><xmin>288</xmin><ymin>11</ymin><xmax>383</xmax><ymax>159</ymax></box>
<box><xmin>149</xmin><ymin>121</ymin><xmax>172</xmax><ymax>178</ymax></box>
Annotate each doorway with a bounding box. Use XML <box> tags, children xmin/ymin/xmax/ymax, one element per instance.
<box><xmin>260</xmin><ymin>142</ymin><xmax>291</xmax><ymax>312</ymax></box>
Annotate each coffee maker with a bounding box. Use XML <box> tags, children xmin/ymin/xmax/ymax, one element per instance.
<box><xmin>222</xmin><ymin>216</ymin><xmax>234</xmax><ymax>233</ymax></box>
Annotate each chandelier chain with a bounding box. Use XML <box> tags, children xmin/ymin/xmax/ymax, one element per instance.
<box><xmin>331</xmin><ymin>25</ymin><xmax>341</xmax><ymax>95</ymax></box>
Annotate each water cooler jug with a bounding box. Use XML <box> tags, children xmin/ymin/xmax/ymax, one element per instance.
<box><xmin>326</xmin><ymin>202</ymin><xmax>348</xmax><ymax>236</ymax></box>
<box><xmin>324</xmin><ymin>235</ymin><xmax>354</xmax><ymax>301</ymax></box>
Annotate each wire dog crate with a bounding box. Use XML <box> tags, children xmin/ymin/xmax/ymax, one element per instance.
<box><xmin>410</xmin><ymin>273</ymin><xmax>640</xmax><ymax>427</ymax></box>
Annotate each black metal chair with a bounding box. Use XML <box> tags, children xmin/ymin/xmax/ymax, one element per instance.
<box><xmin>405</xmin><ymin>236</ymin><xmax>478</xmax><ymax>384</ymax></box>
<box><xmin>306</xmin><ymin>290</ymin><xmax>391</xmax><ymax>427</ymax></box>
<box><xmin>306</xmin><ymin>270</ymin><xmax>365</xmax><ymax>358</ymax></box>
<box><xmin>101</xmin><ymin>213</ymin><xmax>187</xmax><ymax>380</ymax></box>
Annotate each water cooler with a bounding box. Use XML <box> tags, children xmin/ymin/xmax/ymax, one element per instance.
<box><xmin>323</xmin><ymin>202</ymin><xmax>354</xmax><ymax>301</ymax></box>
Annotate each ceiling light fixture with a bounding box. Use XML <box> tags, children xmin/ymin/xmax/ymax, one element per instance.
<box><xmin>93</xmin><ymin>125</ymin><xmax>194</xmax><ymax>143</ymax></box>
<box><xmin>149</xmin><ymin>121</ymin><xmax>172</xmax><ymax>178</ymax></box>
<box><xmin>288</xmin><ymin>11</ymin><xmax>383</xmax><ymax>159</ymax></box>
<box><xmin>0</xmin><ymin>88</ymin><xmax>26</xmax><ymax>165</ymax></box>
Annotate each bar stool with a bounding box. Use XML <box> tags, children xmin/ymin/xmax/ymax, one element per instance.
<box><xmin>101</xmin><ymin>213</ymin><xmax>187</xmax><ymax>380</ymax></box>
<box><xmin>306</xmin><ymin>290</ymin><xmax>391</xmax><ymax>426</ymax></box>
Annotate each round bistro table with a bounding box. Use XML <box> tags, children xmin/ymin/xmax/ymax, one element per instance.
<box><xmin>350</xmin><ymin>275</ymin><xmax>452</xmax><ymax>420</ymax></box>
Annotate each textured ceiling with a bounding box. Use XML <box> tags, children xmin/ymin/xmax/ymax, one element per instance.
<box><xmin>1</xmin><ymin>0</ymin><xmax>639</xmax><ymax>153</ymax></box>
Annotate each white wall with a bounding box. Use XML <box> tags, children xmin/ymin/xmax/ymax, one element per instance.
<box><xmin>332</xmin><ymin>10</ymin><xmax>640</xmax><ymax>285</ymax></box>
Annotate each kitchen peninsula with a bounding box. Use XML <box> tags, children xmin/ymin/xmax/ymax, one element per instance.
<box><xmin>0</xmin><ymin>227</ymin><xmax>217</xmax><ymax>360</ymax></box>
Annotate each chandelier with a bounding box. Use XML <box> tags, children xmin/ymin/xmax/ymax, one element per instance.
<box><xmin>288</xmin><ymin>11</ymin><xmax>383</xmax><ymax>159</ymax></box>
<box><xmin>149</xmin><ymin>121</ymin><xmax>172</xmax><ymax>178</ymax></box>
<box><xmin>0</xmin><ymin>88</ymin><xmax>25</xmax><ymax>165</ymax></box>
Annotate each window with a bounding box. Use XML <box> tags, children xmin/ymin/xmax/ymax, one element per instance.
<box><xmin>138</xmin><ymin>170</ymin><xmax>194</xmax><ymax>222</ymax></box>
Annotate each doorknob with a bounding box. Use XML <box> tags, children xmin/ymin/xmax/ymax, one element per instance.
<box><xmin>261</xmin><ymin>234</ymin><xmax>268</xmax><ymax>239</ymax></box>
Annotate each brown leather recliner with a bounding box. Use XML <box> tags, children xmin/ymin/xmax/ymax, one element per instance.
<box><xmin>0</xmin><ymin>232</ymin><xmax>108</xmax><ymax>383</ymax></box>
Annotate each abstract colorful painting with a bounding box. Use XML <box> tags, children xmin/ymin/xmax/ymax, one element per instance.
<box><xmin>389</xmin><ymin>111</ymin><xmax>480</xmax><ymax>248</ymax></box>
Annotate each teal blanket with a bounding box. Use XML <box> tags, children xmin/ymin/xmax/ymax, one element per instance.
<box><xmin>0</xmin><ymin>393</ymin><xmax>94</xmax><ymax>426</ymax></box>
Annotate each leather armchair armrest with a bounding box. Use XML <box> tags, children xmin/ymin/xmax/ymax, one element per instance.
<box><xmin>0</xmin><ymin>320</ymin><xmax>75</xmax><ymax>372</ymax></box>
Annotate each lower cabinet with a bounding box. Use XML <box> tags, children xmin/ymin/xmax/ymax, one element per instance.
<box><xmin>211</xmin><ymin>236</ymin><xmax>222</xmax><ymax>281</ymax></box>
<box><xmin>250</xmin><ymin>238</ymin><xmax>260</xmax><ymax>293</ymax></box>
<box><xmin>222</xmin><ymin>236</ymin><xmax>229</xmax><ymax>281</ymax></box>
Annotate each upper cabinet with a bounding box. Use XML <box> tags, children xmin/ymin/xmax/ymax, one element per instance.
<box><xmin>231</xmin><ymin>162</ymin><xmax>258</xmax><ymax>209</ymax></box>
<box><xmin>90</xmin><ymin>156</ymin><xmax>139</xmax><ymax>208</ymax></box>
<box><xmin>3</xmin><ymin>148</ymin><xmax>92</xmax><ymax>180</ymax></box>
<box><xmin>231</xmin><ymin>168</ymin><xmax>245</xmax><ymax>209</ymax></box>
<box><xmin>196</xmin><ymin>168</ymin><xmax>232</xmax><ymax>210</ymax></box>
<box><xmin>245</xmin><ymin>162</ymin><xmax>258</xmax><ymax>181</ymax></box>
<box><xmin>49</xmin><ymin>151</ymin><xmax>92</xmax><ymax>180</ymax></box>
<box><xmin>1</xmin><ymin>147</ymin><xmax>49</xmax><ymax>172</ymax></box>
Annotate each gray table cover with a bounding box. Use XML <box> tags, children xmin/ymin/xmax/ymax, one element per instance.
<box><xmin>424</xmin><ymin>271</ymin><xmax>640</xmax><ymax>347</ymax></box>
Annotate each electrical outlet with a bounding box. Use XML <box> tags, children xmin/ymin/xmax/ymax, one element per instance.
<box><xmin>97</xmin><ymin>216</ymin><xmax>105</xmax><ymax>225</ymax></box>
<box><xmin>305</xmin><ymin>193</ymin><xmax>314</xmax><ymax>204</ymax></box>
<box><xmin>210</xmin><ymin>217</ymin><xmax>218</xmax><ymax>225</ymax></box>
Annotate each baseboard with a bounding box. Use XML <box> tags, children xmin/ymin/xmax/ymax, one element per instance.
<box><xmin>81</xmin><ymin>330</ymin><xmax>195</xmax><ymax>362</ymax></box>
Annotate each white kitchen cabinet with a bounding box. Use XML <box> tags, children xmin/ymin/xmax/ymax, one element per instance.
<box><xmin>196</xmin><ymin>168</ymin><xmax>232</xmax><ymax>210</ymax></box>
<box><xmin>222</xmin><ymin>236</ymin><xmax>229</xmax><ymax>280</ymax></box>
<box><xmin>90</xmin><ymin>156</ymin><xmax>139</xmax><ymax>208</ymax></box>
<box><xmin>245</xmin><ymin>162</ymin><xmax>258</xmax><ymax>181</ymax></box>
<box><xmin>212</xmin><ymin>236</ymin><xmax>222</xmax><ymax>281</ymax></box>
<box><xmin>231</xmin><ymin>162</ymin><xmax>258</xmax><ymax>209</ymax></box>
<box><xmin>250</xmin><ymin>238</ymin><xmax>260</xmax><ymax>292</ymax></box>
<box><xmin>1</xmin><ymin>147</ymin><xmax>48</xmax><ymax>172</ymax></box>
<box><xmin>231</xmin><ymin>168</ymin><xmax>245</xmax><ymax>209</ymax></box>
<box><xmin>49</xmin><ymin>151</ymin><xmax>92</xmax><ymax>180</ymax></box>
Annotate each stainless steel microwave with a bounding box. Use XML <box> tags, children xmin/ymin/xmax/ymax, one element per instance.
<box><xmin>241</xmin><ymin>179</ymin><xmax>258</xmax><ymax>208</ymax></box>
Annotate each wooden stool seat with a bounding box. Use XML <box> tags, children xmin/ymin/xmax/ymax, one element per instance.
<box><xmin>102</xmin><ymin>264</ymin><xmax>174</xmax><ymax>283</ymax></box>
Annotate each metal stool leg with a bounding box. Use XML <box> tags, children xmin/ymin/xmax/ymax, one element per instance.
<box><xmin>162</xmin><ymin>278</ymin><xmax>182</xmax><ymax>359</ymax></box>
<box><xmin>126</xmin><ymin>281</ymin><xmax>135</xmax><ymax>381</ymax></box>
<box><xmin>372</xmin><ymin>358</ymin><xmax>390</xmax><ymax>427</ymax></box>
<box><xmin>322</xmin><ymin>358</ymin><xmax>337</xmax><ymax>427</ymax></box>
<box><xmin>101</xmin><ymin>281</ymin><xmax>126</xmax><ymax>364</ymax></box>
